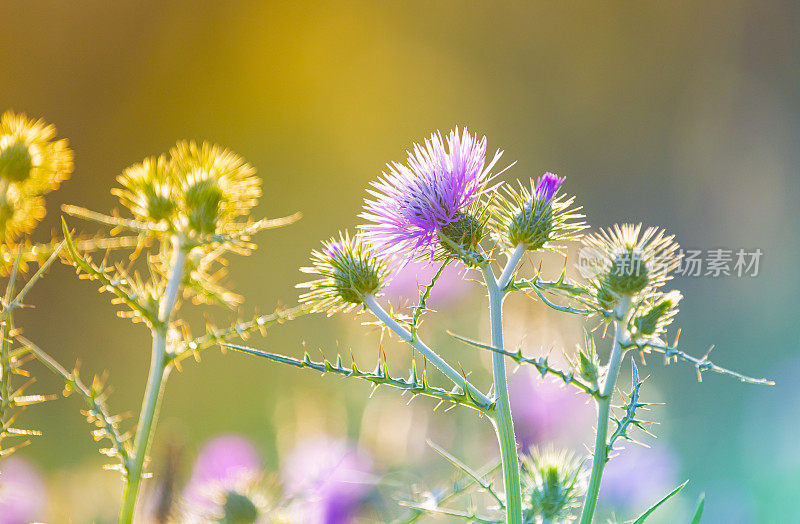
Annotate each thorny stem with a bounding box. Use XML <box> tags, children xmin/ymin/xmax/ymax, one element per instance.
<box><xmin>0</xmin><ymin>257</ymin><xmax>20</xmax><ymax>452</ymax></box>
<box><xmin>119</xmin><ymin>237</ymin><xmax>186</xmax><ymax>523</ymax></box>
<box><xmin>480</xmin><ymin>251</ymin><xmax>524</xmax><ymax>524</ymax></box>
<box><xmin>362</xmin><ymin>294</ymin><xmax>491</xmax><ymax>407</ymax></box>
<box><xmin>579</xmin><ymin>295</ymin><xmax>633</xmax><ymax>524</ymax></box>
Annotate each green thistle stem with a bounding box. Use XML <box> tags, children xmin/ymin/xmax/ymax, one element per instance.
<box><xmin>119</xmin><ymin>237</ymin><xmax>186</xmax><ymax>523</ymax></box>
<box><xmin>579</xmin><ymin>295</ymin><xmax>632</xmax><ymax>524</ymax></box>
<box><xmin>362</xmin><ymin>294</ymin><xmax>490</xmax><ymax>407</ymax></box>
<box><xmin>481</xmin><ymin>256</ymin><xmax>523</xmax><ymax>524</ymax></box>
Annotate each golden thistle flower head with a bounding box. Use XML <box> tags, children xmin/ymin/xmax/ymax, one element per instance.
<box><xmin>0</xmin><ymin>186</ymin><xmax>45</xmax><ymax>243</ymax></box>
<box><xmin>0</xmin><ymin>111</ymin><xmax>73</xmax><ymax>242</ymax></box>
<box><xmin>0</xmin><ymin>111</ymin><xmax>73</xmax><ymax>195</ymax></box>
<box><xmin>113</xmin><ymin>141</ymin><xmax>261</xmax><ymax>237</ymax></box>
<box><xmin>113</xmin><ymin>155</ymin><xmax>177</xmax><ymax>225</ymax></box>
<box><xmin>169</xmin><ymin>140</ymin><xmax>261</xmax><ymax>236</ymax></box>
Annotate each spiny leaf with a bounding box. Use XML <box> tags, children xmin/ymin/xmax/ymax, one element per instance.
<box><xmin>223</xmin><ymin>343</ymin><xmax>489</xmax><ymax>412</ymax></box>
<box><xmin>608</xmin><ymin>359</ymin><xmax>648</xmax><ymax>453</ymax></box>
<box><xmin>629</xmin><ymin>337</ymin><xmax>774</xmax><ymax>386</ymax></box>
<box><xmin>410</xmin><ymin>261</ymin><xmax>447</xmax><ymax>340</ymax></box>
<box><xmin>21</xmin><ymin>336</ymin><xmax>131</xmax><ymax>473</ymax></box>
<box><xmin>170</xmin><ymin>305</ymin><xmax>309</xmax><ymax>365</ymax></box>
<box><xmin>62</xmin><ymin>218</ymin><xmax>158</xmax><ymax>326</ymax></box>
<box><xmin>448</xmin><ymin>330</ymin><xmax>598</xmax><ymax>397</ymax></box>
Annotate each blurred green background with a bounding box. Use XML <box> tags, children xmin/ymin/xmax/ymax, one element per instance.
<box><xmin>1</xmin><ymin>1</ymin><xmax>798</xmax><ymax>522</ymax></box>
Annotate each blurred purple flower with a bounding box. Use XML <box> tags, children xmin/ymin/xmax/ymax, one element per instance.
<box><xmin>382</xmin><ymin>258</ymin><xmax>471</xmax><ymax>309</ymax></box>
<box><xmin>281</xmin><ymin>436</ymin><xmax>373</xmax><ymax>524</ymax></box>
<box><xmin>509</xmin><ymin>370</ymin><xmax>594</xmax><ymax>449</ymax></box>
<box><xmin>360</xmin><ymin>128</ymin><xmax>503</xmax><ymax>260</ymax></box>
<box><xmin>182</xmin><ymin>434</ymin><xmax>262</xmax><ymax>512</ymax></box>
<box><xmin>533</xmin><ymin>172</ymin><xmax>564</xmax><ymax>203</ymax></box>
<box><xmin>0</xmin><ymin>456</ymin><xmax>47</xmax><ymax>524</ymax></box>
<box><xmin>599</xmin><ymin>443</ymin><xmax>679</xmax><ymax>511</ymax></box>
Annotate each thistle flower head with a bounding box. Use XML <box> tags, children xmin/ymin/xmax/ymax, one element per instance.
<box><xmin>113</xmin><ymin>155</ymin><xmax>176</xmax><ymax>225</ymax></box>
<box><xmin>360</xmin><ymin>127</ymin><xmax>503</xmax><ymax>262</ymax></box>
<box><xmin>298</xmin><ymin>232</ymin><xmax>389</xmax><ymax>314</ymax></box>
<box><xmin>492</xmin><ymin>172</ymin><xmax>585</xmax><ymax>251</ymax></box>
<box><xmin>0</xmin><ymin>111</ymin><xmax>73</xmax><ymax>194</ymax></box>
<box><xmin>580</xmin><ymin>224</ymin><xmax>680</xmax><ymax>309</ymax></box>
<box><xmin>521</xmin><ymin>446</ymin><xmax>584</xmax><ymax>522</ymax></box>
<box><xmin>632</xmin><ymin>289</ymin><xmax>682</xmax><ymax>339</ymax></box>
<box><xmin>0</xmin><ymin>187</ymin><xmax>45</xmax><ymax>243</ymax></box>
<box><xmin>182</xmin><ymin>434</ymin><xmax>269</xmax><ymax>524</ymax></box>
<box><xmin>170</xmin><ymin>141</ymin><xmax>261</xmax><ymax>236</ymax></box>
<box><xmin>0</xmin><ymin>111</ymin><xmax>73</xmax><ymax>242</ymax></box>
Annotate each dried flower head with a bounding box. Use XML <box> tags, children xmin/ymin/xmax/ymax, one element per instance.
<box><xmin>0</xmin><ymin>111</ymin><xmax>72</xmax><ymax>194</ymax></box>
<box><xmin>0</xmin><ymin>111</ymin><xmax>73</xmax><ymax>241</ymax></box>
<box><xmin>492</xmin><ymin>172</ymin><xmax>585</xmax><ymax>251</ymax></box>
<box><xmin>521</xmin><ymin>446</ymin><xmax>584</xmax><ymax>523</ymax></box>
<box><xmin>0</xmin><ymin>187</ymin><xmax>45</xmax><ymax>243</ymax></box>
<box><xmin>298</xmin><ymin>232</ymin><xmax>389</xmax><ymax>314</ymax></box>
<box><xmin>113</xmin><ymin>155</ymin><xmax>177</xmax><ymax>225</ymax></box>
<box><xmin>169</xmin><ymin>141</ymin><xmax>260</xmax><ymax>236</ymax></box>
<box><xmin>580</xmin><ymin>224</ymin><xmax>680</xmax><ymax>309</ymax></box>
<box><xmin>360</xmin><ymin>127</ymin><xmax>503</xmax><ymax>262</ymax></box>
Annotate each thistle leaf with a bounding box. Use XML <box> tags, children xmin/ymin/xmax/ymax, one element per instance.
<box><xmin>223</xmin><ymin>343</ymin><xmax>488</xmax><ymax>412</ymax></box>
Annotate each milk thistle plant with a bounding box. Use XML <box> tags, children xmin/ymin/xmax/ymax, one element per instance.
<box><xmin>3</xmin><ymin>132</ymin><xmax>303</xmax><ymax>522</ymax></box>
<box><xmin>228</xmin><ymin>127</ymin><xmax>773</xmax><ymax>523</ymax></box>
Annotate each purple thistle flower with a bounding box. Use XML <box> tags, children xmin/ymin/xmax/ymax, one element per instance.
<box><xmin>182</xmin><ymin>434</ymin><xmax>264</xmax><ymax>516</ymax></box>
<box><xmin>0</xmin><ymin>456</ymin><xmax>47</xmax><ymax>524</ymax></box>
<box><xmin>281</xmin><ymin>436</ymin><xmax>374</xmax><ymax>524</ymax></box>
<box><xmin>533</xmin><ymin>172</ymin><xmax>564</xmax><ymax>203</ymax></box>
<box><xmin>360</xmin><ymin>128</ymin><xmax>503</xmax><ymax>260</ymax></box>
<box><xmin>509</xmin><ymin>370</ymin><xmax>594</xmax><ymax>449</ymax></box>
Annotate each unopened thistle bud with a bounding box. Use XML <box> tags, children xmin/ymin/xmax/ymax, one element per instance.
<box><xmin>437</xmin><ymin>211</ymin><xmax>484</xmax><ymax>262</ymax></box>
<box><xmin>576</xmin><ymin>330</ymin><xmax>599</xmax><ymax>385</ymax></box>
<box><xmin>298</xmin><ymin>232</ymin><xmax>389</xmax><ymax>314</ymax></box>
<box><xmin>221</xmin><ymin>491</ymin><xmax>260</xmax><ymax>524</ymax></box>
<box><xmin>633</xmin><ymin>290</ymin><xmax>682</xmax><ymax>338</ymax></box>
<box><xmin>492</xmin><ymin>172</ymin><xmax>584</xmax><ymax>252</ymax></box>
<box><xmin>581</xmin><ymin>224</ymin><xmax>680</xmax><ymax>308</ymax></box>
<box><xmin>521</xmin><ymin>447</ymin><xmax>584</xmax><ymax>523</ymax></box>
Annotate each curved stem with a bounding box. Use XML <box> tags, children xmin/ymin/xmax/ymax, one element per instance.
<box><xmin>497</xmin><ymin>243</ymin><xmax>527</xmax><ymax>291</ymax></box>
<box><xmin>481</xmin><ymin>260</ymin><xmax>523</xmax><ymax>524</ymax></box>
<box><xmin>362</xmin><ymin>294</ymin><xmax>490</xmax><ymax>407</ymax></box>
<box><xmin>118</xmin><ymin>238</ymin><xmax>186</xmax><ymax>523</ymax></box>
<box><xmin>579</xmin><ymin>296</ymin><xmax>632</xmax><ymax>524</ymax></box>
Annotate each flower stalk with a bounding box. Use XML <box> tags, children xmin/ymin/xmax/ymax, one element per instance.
<box><xmin>119</xmin><ymin>237</ymin><xmax>186</xmax><ymax>522</ymax></box>
<box><xmin>579</xmin><ymin>295</ymin><xmax>633</xmax><ymax>524</ymax></box>
<box><xmin>481</xmin><ymin>247</ymin><xmax>526</xmax><ymax>524</ymax></box>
